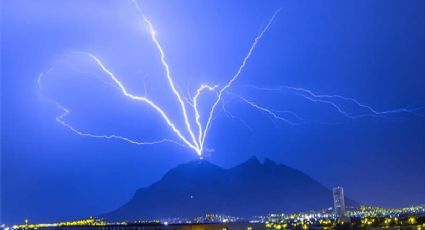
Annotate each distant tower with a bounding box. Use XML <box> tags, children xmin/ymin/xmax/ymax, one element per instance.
<box><xmin>332</xmin><ymin>186</ymin><xmax>346</xmax><ymax>218</ymax></box>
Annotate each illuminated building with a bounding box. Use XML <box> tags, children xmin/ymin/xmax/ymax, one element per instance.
<box><xmin>333</xmin><ymin>186</ymin><xmax>346</xmax><ymax>218</ymax></box>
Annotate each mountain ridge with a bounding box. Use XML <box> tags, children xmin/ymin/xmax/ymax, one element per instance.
<box><xmin>104</xmin><ymin>156</ymin><xmax>356</xmax><ymax>221</ymax></box>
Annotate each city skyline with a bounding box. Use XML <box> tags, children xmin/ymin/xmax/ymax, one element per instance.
<box><xmin>2</xmin><ymin>0</ymin><xmax>425</xmax><ymax>225</ymax></box>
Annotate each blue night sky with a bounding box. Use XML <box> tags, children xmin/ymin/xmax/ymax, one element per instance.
<box><xmin>2</xmin><ymin>0</ymin><xmax>425</xmax><ymax>224</ymax></box>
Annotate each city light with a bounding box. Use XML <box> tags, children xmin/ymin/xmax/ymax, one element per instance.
<box><xmin>7</xmin><ymin>205</ymin><xmax>424</xmax><ymax>230</ymax></box>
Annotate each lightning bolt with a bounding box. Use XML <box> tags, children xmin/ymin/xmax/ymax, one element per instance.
<box><xmin>40</xmin><ymin>1</ymin><xmax>422</xmax><ymax>157</ymax></box>
<box><xmin>286</xmin><ymin>86</ymin><xmax>425</xmax><ymax>118</ymax></box>
<box><xmin>200</xmin><ymin>8</ymin><xmax>281</xmax><ymax>149</ymax></box>
<box><xmin>236</xmin><ymin>96</ymin><xmax>300</xmax><ymax>125</ymax></box>
<box><xmin>55</xmin><ymin>104</ymin><xmax>185</xmax><ymax>147</ymax></box>
<box><xmin>38</xmin><ymin>71</ymin><xmax>187</xmax><ymax>149</ymax></box>
<box><xmin>193</xmin><ymin>85</ymin><xmax>219</xmax><ymax>145</ymax></box>
<box><xmin>220</xmin><ymin>98</ymin><xmax>254</xmax><ymax>132</ymax></box>
<box><xmin>39</xmin><ymin>1</ymin><xmax>423</xmax><ymax>157</ymax></box>
<box><xmin>241</xmin><ymin>85</ymin><xmax>425</xmax><ymax>120</ymax></box>
<box><xmin>39</xmin><ymin>1</ymin><xmax>281</xmax><ymax>157</ymax></box>
<box><xmin>88</xmin><ymin>54</ymin><xmax>202</xmax><ymax>153</ymax></box>
<box><xmin>138</xmin><ymin>12</ymin><xmax>200</xmax><ymax>152</ymax></box>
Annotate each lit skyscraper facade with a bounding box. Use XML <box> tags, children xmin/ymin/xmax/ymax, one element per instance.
<box><xmin>333</xmin><ymin>186</ymin><xmax>346</xmax><ymax>218</ymax></box>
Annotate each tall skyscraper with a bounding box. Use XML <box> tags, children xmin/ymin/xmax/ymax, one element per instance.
<box><xmin>333</xmin><ymin>186</ymin><xmax>346</xmax><ymax>218</ymax></box>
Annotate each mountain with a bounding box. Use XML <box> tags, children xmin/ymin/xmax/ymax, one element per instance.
<box><xmin>104</xmin><ymin>156</ymin><xmax>355</xmax><ymax>220</ymax></box>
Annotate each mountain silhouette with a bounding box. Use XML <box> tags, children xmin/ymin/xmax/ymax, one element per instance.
<box><xmin>104</xmin><ymin>156</ymin><xmax>355</xmax><ymax>220</ymax></box>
